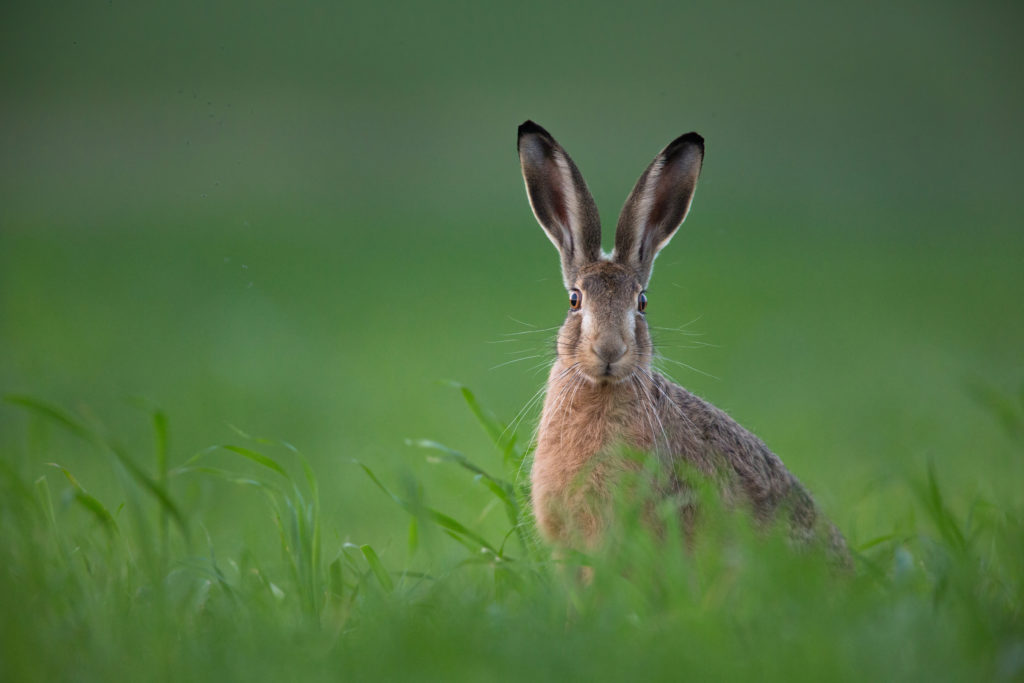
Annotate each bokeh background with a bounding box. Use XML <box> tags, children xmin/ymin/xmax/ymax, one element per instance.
<box><xmin>2</xmin><ymin>0</ymin><xmax>1022</xmax><ymax>554</ymax></box>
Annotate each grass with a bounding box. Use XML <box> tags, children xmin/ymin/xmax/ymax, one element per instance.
<box><xmin>2</xmin><ymin>1</ymin><xmax>1021</xmax><ymax>679</ymax></box>
<box><xmin>1</xmin><ymin>387</ymin><xmax>1021</xmax><ymax>683</ymax></box>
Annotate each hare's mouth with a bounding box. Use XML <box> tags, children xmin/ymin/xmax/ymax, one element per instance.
<box><xmin>582</xmin><ymin>359</ymin><xmax>632</xmax><ymax>385</ymax></box>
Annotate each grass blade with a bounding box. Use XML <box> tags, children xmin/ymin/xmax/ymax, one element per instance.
<box><xmin>408</xmin><ymin>439</ymin><xmax>517</xmax><ymax>510</ymax></box>
<box><xmin>355</xmin><ymin>460</ymin><xmax>500</xmax><ymax>556</ymax></box>
<box><xmin>48</xmin><ymin>464</ymin><xmax>119</xmax><ymax>536</ymax></box>
<box><xmin>408</xmin><ymin>437</ymin><xmax>528</xmax><ymax>547</ymax></box>
<box><xmin>219</xmin><ymin>445</ymin><xmax>290</xmax><ymax>479</ymax></box>
<box><xmin>153</xmin><ymin>408</ymin><xmax>169</xmax><ymax>485</ymax></box>
<box><xmin>6</xmin><ymin>395</ymin><xmax>99</xmax><ymax>445</ymax></box>
<box><xmin>7</xmin><ymin>395</ymin><xmax>189</xmax><ymax>541</ymax></box>
<box><xmin>360</xmin><ymin>544</ymin><xmax>394</xmax><ymax>593</ymax></box>
<box><xmin>107</xmin><ymin>442</ymin><xmax>189</xmax><ymax>540</ymax></box>
<box><xmin>444</xmin><ymin>382</ymin><xmax>519</xmax><ymax>463</ymax></box>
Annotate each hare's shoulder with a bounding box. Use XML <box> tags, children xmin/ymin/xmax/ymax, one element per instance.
<box><xmin>651</xmin><ymin>373</ymin><xmax>805</xmax><ymax>511</ymax></box>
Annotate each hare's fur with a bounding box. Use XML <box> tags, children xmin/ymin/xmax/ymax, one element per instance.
<box><xmin>517</xmin><ymin>121</ymin><xmax>848</xmax><ymax>561</ymax></box>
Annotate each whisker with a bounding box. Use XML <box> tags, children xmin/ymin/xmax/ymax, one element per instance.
<box><xmin>551</xmin><ymin>367</ymin><xmax>580</xmax><ymax>422</ymax></box>
<box><xmin>527</xmin><ymin>359</ymin><xmax>556</xmax><ymax>375</ymax></box>
<box><xmin>501</xmin><ymin>363</ymin><xmax>575</xmax><ymax>445</ymax></box>
<box><xmin>637</xmin><ymin>366</ymin><xmax>699</xmax><ymax>434</ymax></box>
<box><xmin>551</xmin><ymin>372</ymin><xmax>578</xmax><ymax>453</ymax></box>
<box><xmin>650</xmin><ymin>315</ymin><xmax>705</xmax><ymax>334</ymax></box>
<box><xmin>653</xmin><ymin>354</ymin><xmax>720</xmax><ymax>381</ymax></box>
<box><xmin>627</xmin><ymin>372</ymin><xmax>657</xmax><ymax>449</ymax></box>
<box><xmin>501</xmin><ymin>325</ymin><xmax>563</xmax><ymax>337</ymax></box>
<box><xmin>634</xmin><ymin>371</ymin><xmax>670</xmax><ymax>451</ymax></box>
<box><xmin>647</xmin><ymin>339</ymin><xmax>721</xmax><ymax>350</ymax></box>
<box><xmin>506</xmin><ymin>315</ymin><xmax>539</xmax><ymax>328</ymax></box>
<box><xmin>489</xmin><ymin>354</ymin><xmax>545</xmax><ymax>371</ymax></box>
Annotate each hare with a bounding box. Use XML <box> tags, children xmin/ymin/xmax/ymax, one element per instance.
<box><xmin>517</xmin><ymin>120</ymin><xmax>848</xmax><ymax>563</ymax></box>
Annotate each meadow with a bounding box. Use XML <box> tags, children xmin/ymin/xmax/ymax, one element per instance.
<box><xmin>2</xmin><ymin>1</ymin><xmax>1023</xmax><ymax>680</ymax></box>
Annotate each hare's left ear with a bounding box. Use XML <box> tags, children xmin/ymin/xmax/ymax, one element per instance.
<box><xmin>613</xmin><ymin>132</ymin><xmax>704</xmax><ymax>286</ymax></box>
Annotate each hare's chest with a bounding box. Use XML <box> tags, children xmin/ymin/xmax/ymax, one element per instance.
<box><xmin>531</xmin><ymin>396</ymin><xmax>645</xmax><ymax>545</ymax></box>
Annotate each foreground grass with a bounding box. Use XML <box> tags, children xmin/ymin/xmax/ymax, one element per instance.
<box><xmin>1</xmin><ymin>390</ymin><xmax>1022</xmax><ymax>682</ymax></box>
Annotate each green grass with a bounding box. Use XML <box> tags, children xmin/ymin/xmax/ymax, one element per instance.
<box><xmin>1</xmin><ymin>387</ymin><xmax>1021</xmax><ymax>682</ymax></box>
<box><xmin>2</xmin><ymin>1</ymin><xmax>1022</xmax><ymax>679</ymax></box>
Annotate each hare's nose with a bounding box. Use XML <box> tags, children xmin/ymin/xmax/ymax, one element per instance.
<box><xmin>592</xmin><ymin>341</ymin><xmax>627</xmax><ymax>364</ymax></box>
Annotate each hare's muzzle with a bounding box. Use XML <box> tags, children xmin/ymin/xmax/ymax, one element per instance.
<box><xmin>586</xmin><ymin>336</ymin><xmax>631</xmax><ymax>381</ymax></box>
<box><xmin>592</xmin><ymin>340</ymin><xmax>627</xmax><ymax>365</ymax></box>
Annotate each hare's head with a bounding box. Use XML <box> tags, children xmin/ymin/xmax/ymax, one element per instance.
<box><xmin>517</xmin><ymin>121</ymin><xmax>704</xmax><ymax>385</ymax></box>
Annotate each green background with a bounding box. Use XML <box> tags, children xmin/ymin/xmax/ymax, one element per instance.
<box><xmin>1</xmin><ymin>0</ymin><xmax>1022</xmax><ymax>677</ymax></box>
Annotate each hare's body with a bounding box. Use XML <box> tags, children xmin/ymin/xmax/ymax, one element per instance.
<box><xmin>533</xmin><ymin>356</ymin><xmax>819</xmax><ymax>548</ymax></box>
<box><xmin>517</xmin><ymin>121</ymin><xmax>847</xmax><ymax>560</ymax></box>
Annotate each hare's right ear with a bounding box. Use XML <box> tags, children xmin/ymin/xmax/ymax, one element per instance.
<box><xmin>518</xmin><ymin>121</ymin><xmax>602</xmax><ymax>289</ymax></box>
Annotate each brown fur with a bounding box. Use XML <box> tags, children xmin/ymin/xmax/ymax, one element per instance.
<box><xmin>517</xmin><ymin>121</ymin><xmax>849</xmax><ymax>564</ymax></box>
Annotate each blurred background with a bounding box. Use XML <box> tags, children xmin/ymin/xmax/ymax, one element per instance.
<box><xmin>2</xmin><ymin>0</ymin><xmax>1022</xmax><ymax>553</ymax></box>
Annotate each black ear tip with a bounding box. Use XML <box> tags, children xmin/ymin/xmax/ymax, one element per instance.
<box><xmin>663</xmin><ymin>131</ymin><xmax>705</xmax><ymax>158</ymax></box>
<box><xmin>518</xmin><ymin>120</ymin><xmax>551</xmax><ymax>140</ymax></box>
<box><xmin>682</xmin><ymin>132</ymin><xmax>704</xmax><ymax>149</ymax></box>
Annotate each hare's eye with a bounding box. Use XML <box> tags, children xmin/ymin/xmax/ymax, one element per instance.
<box><xmin>638</xmin><ymin>292</ymin><xmax>647</xmax><ymax>313</ymax></box>
<box><xmin>569</xmin><ymin>289</ymin><xmax>582</xmax><ymax>311</ymax></box>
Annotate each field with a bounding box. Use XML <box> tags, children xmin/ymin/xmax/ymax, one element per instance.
<box><xmin>2</xmin><ymin>1</ymin><xmax>1023</xmax><ymax>680</ymax></box>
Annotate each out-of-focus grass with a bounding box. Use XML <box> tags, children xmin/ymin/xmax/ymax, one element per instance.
<box><xmin>2</xmin><ymin>0</ymin><xmax>1022</xmax><ymax>553</ymax></box>
<box><xmin>1</xmin><ymin>0</ymin><xmax>1022</xmax><ymax>678</ymax></box>
<box><xmin>2</xmin><ymin>214</ymin><xmax>1021</xmax><ymax>546</ymax></box>
<box><xmin>0</xmin><ymin>389</ymin><xmax>1021</xmax><ymax>683</ymax></box>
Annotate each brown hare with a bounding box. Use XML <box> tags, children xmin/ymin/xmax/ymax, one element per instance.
<box><xmin>517</xmin><ymin>120</ymin><xmax>848</xmax><ymax>564</ymax></box>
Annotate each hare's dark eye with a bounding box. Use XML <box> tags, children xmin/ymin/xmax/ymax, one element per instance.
<box><xmin>638</xmin><ymin>292</ymin><xmax>647</xmax><ymax>313</ymax></box>
<box><xmin>569</xmin><ymin>289</ymin><xmax>582</xmax><ymax>311</ymax></box>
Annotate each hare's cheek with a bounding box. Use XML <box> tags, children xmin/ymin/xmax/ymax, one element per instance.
<box><xmin>623</xmin><ymin>311</ymin><xmax>638</xmax><ymax>343</ymax></box>
<box><xmin>580</xmin><ymin>310</ymin><xmax>597</xmax><ymax>341</ymax></box>
<box><xmin>633</xmin><ymin>317</ymin><xmax>650</xmax><ymax>351</ymax></box>
<box><xmin>559</xmin><ymin>317</ymin><xmax>584</xmax><ymax>356</ymax></box>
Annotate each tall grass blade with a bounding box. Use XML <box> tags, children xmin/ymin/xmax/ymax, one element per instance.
<box><xmin>445</xmin><ymin>382</ymin><xmax>520</xmax><ymax>465</ymax></box>
<box><xmin>328</xmin><ymin>556</ymin><xmax>345</xmax><ymax>599</ymax></box>
<box><xmin>218</xmin><ymin>445</ymin><xmax>290</xmax><ymax>479</ymax></box>
<box><xmin>408</xmin><ymin>517</ymin><xmax>419</xmax><ymax>559</ymax></box>
<box><xmin>408</xmin><ymin>439</ymin><xmax>518</xmax><ymax>515</ymax></box>
<box><xmin>912</xmin><ymin>460</ymin><xmax>967</xmax><ymax>554</ymax></box>
<box><xmin>360</xmin><ymin>544</ymin><xmax>394</xmax><ymax>593</ymax></box>
<box><xmin>153</xmin><ymin>408</ymin><xmax>169</xmax><ymax>485</ymax></box>
<box><xmin>6</xmin><ymin>395</ymin><xmax>97</xmax><ymax>444</ymax></box>
<box><xmin>107</xmin><ymin>441</ymin><xmax>189</xmax><ymax>540</ymax></box>
<box><xmin>355</xmin><ymin>460</ymin><xmax>501</xmax><ymax>556</ymax></box>
<box><xmin>48</xmin><ymin>464</ymin><xmax>119</xmax><ymax>536</ymax></box>
<box><xmin>7</xmin><ymin>395</ymin><xmax>189</xmax><ymax>540</ymax></box>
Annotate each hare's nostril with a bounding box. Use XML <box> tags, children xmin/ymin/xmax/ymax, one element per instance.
<box><xmin>592</xmin><ymin>342</ymin><xmax>627</xmax><ymax>364</ymax></box>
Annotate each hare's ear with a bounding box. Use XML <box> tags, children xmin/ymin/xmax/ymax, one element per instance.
<box><xmin>613</xmin><ymin>132</ymin><xmax>704</xmax><ymax>286</ymax></box>
<box><xmin>518</xmin><ymin>121</ymin><xmax>602</xmax><ymax>289</ymax></box>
